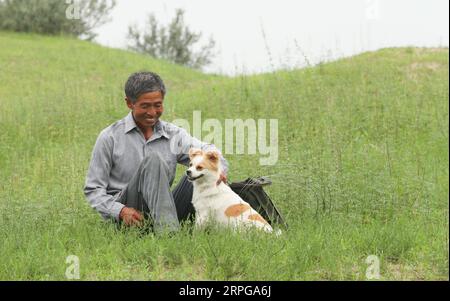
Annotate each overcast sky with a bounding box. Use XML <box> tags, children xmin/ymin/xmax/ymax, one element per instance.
<box><xmin>94</xmin><ymin>0</ymin><xmax>449</xmax><ymax>75</ymax></box>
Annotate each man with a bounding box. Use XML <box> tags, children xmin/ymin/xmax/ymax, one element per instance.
<box><xmin>84</xmin><ymin>71</ymin><xmax>228</xmax><ymax>233</ymax></box>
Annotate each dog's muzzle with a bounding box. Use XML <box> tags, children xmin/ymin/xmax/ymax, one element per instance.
<box><xmin>186</xmin><ymin>170</ymin><xmax>204</xmax><ymax>181</ymax></box>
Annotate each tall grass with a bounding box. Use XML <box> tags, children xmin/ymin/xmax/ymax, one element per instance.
<box><xmin>0</xmin><ymin>32</ymin><xmax>448</xmax><ymax>280</ymax></box>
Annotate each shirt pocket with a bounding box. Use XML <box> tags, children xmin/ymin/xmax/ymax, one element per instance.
<box><xmin>160</xmin><ymin>151</ymin><xmax>177</xmax><ymax>180</ymax></box>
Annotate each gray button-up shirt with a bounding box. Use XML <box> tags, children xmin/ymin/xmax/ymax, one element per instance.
<box><xmin>84</xmin><ymin>112</ymin><xmax>228</xmax><ymax>221</ymax></box>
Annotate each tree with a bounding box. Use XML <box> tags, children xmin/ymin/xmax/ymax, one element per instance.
<box><xmin>127</xmin><ymin>9</ymin><xmax>216</xmax><ymax>70</ymax></box>
<box><xmin>0</xmin><ymin>0</ymin><xmax>116</xmax><ymax>40</ymax></box>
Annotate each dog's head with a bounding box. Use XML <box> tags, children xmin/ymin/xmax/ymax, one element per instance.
<box><xmin>186</xmin><ymin>148</ymin><xmax>221</xmax><ymax>184</ymax></box>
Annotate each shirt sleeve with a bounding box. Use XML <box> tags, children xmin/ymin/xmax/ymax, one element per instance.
<box><xmin>83</xmin><ymin>130</ymin><xmax>124</xmax><ymax>221</ymax></box>
<box><xmin>174</xmin><ymin>128</ymin><xmax>229</xmax><ymax>175</ymax></box>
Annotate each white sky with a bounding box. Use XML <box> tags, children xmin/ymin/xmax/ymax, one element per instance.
<box><xmin>94</xmin><ymin>0</ymin><xmax>449</xmax><ymax>75</ymax></box>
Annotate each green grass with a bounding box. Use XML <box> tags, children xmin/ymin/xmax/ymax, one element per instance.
<box><xmin>0</xmin><ymin>31</ymin><xmax>448</xmax><ymax>280</ymax></box>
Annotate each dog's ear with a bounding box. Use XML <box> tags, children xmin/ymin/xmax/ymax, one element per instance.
<box><xmin>205</xmin><ymin>150</ymin><xmax>219</xmax><ymax>163</ymax></box>
<box><xmin>189</xmin><ymin>148</ymin><xmax>203</xmax><ymax>160</ymax></box>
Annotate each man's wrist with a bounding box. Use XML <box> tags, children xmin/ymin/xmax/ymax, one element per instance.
<box><xmin>112</xmin><ymin>203</ymin><xmax>126</xmax><ymax>222</ymax></box>
<box><xmin>119</xmin><ymin>207</ymin><xmax>125</xmax><ymax>219</ymax></box>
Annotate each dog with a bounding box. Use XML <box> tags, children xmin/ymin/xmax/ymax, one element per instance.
<box><xmin>186</xmin><ymin>148</ymin><xmax>274</xmax><ymax>233</ymax></box>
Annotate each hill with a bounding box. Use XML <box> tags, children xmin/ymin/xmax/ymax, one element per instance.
<box><xmin>0</xmin><ymin>32</ymin><xmax>448</xmax><ymax>280</ymax></box>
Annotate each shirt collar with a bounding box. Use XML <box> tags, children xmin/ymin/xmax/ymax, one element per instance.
<box><xmin>124</xmin><ymin>112</ymin><xmax>137</xmax><ymax>134</ymax></box>
<box><xmin>124</xmin><ymin>112</ymin><xmax>170</xmax><ymax>139</ymax></box>
<box><xmin>153</xmin><ymin>119</ymin><xmax>171</xmax><ymax>139</ymax></box>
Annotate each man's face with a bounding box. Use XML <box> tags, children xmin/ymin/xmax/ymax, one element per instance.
<box><xmin>126</xmin><ymin>91</ymin><xmax>164</xmax><ymax>129</ymax></box>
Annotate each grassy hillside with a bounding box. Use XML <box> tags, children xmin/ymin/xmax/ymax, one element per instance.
<box><xmin>0</xmin><ymin>31</ymin><xmax>448</xmax><ymax>280</ymax></box>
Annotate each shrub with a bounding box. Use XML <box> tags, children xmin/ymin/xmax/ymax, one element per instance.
<box><xmin>127</xmin><ymin>8</ymin><xmax>216</xmax><ymax>70</ymax></box>
<box><xmin>0</xmin><ymin>0</ymin><xmax>115</xmax><ymax>40</ymax></box>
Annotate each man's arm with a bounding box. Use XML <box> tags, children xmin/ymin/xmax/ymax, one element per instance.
<box><xmin>174</xmin><ymin>127</ymin><xmax>229</xmax><ymax>176</ymax></box>
<box><xmin>84</xmin><ymin>130</ymin><xmax>125</xmax><ymax>221</ymax></box>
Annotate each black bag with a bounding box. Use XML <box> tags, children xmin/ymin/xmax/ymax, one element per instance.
<box><xmin>229</xmin><ymin>177</ymin><xmax>288</xmax><ymax>229</ymax></box>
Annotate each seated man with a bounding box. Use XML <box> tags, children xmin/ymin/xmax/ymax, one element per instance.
<box><xmin>83</xmin><ymin>71</ymin><xmax>228</xmax><ymax>233</ymax></box>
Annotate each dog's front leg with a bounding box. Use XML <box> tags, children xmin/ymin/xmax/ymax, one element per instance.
<box><xmin>194</xmin><ymin>214</ymin><xmax>207</xmax><ymax>230</ymax></box>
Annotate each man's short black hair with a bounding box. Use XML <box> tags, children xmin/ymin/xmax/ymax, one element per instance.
<box><xmin>125</xmin><ymin>71</ymin><xmax>166</xmax><ymax>103</ymax></box>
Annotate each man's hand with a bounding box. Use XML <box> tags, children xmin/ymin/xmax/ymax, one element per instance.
<box><xmin>216</xmin><ymin>172</ymin><xmax>228</xmax><ymax>186</ymax></box>
<box><xmin>119</xmin><ymin>207</ymin><xmax>144</xmax><ymax>226</ymax></box>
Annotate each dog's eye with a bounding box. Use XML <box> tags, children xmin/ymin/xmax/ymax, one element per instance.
<box><xmin>189</xmin><ymin>163</ymin><xmax>192</xmax><ymax>167</ymax></box>
<box><xmin>196</xmin><ymin>166</ymin><xmax>204</xmax><ymax>171</ymax></box>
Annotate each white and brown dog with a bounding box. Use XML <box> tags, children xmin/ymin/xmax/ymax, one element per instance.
<box><xmin>186</xmin><ymin>148</ymin><xmax>274</xmax><ymax>233</ymax></box>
